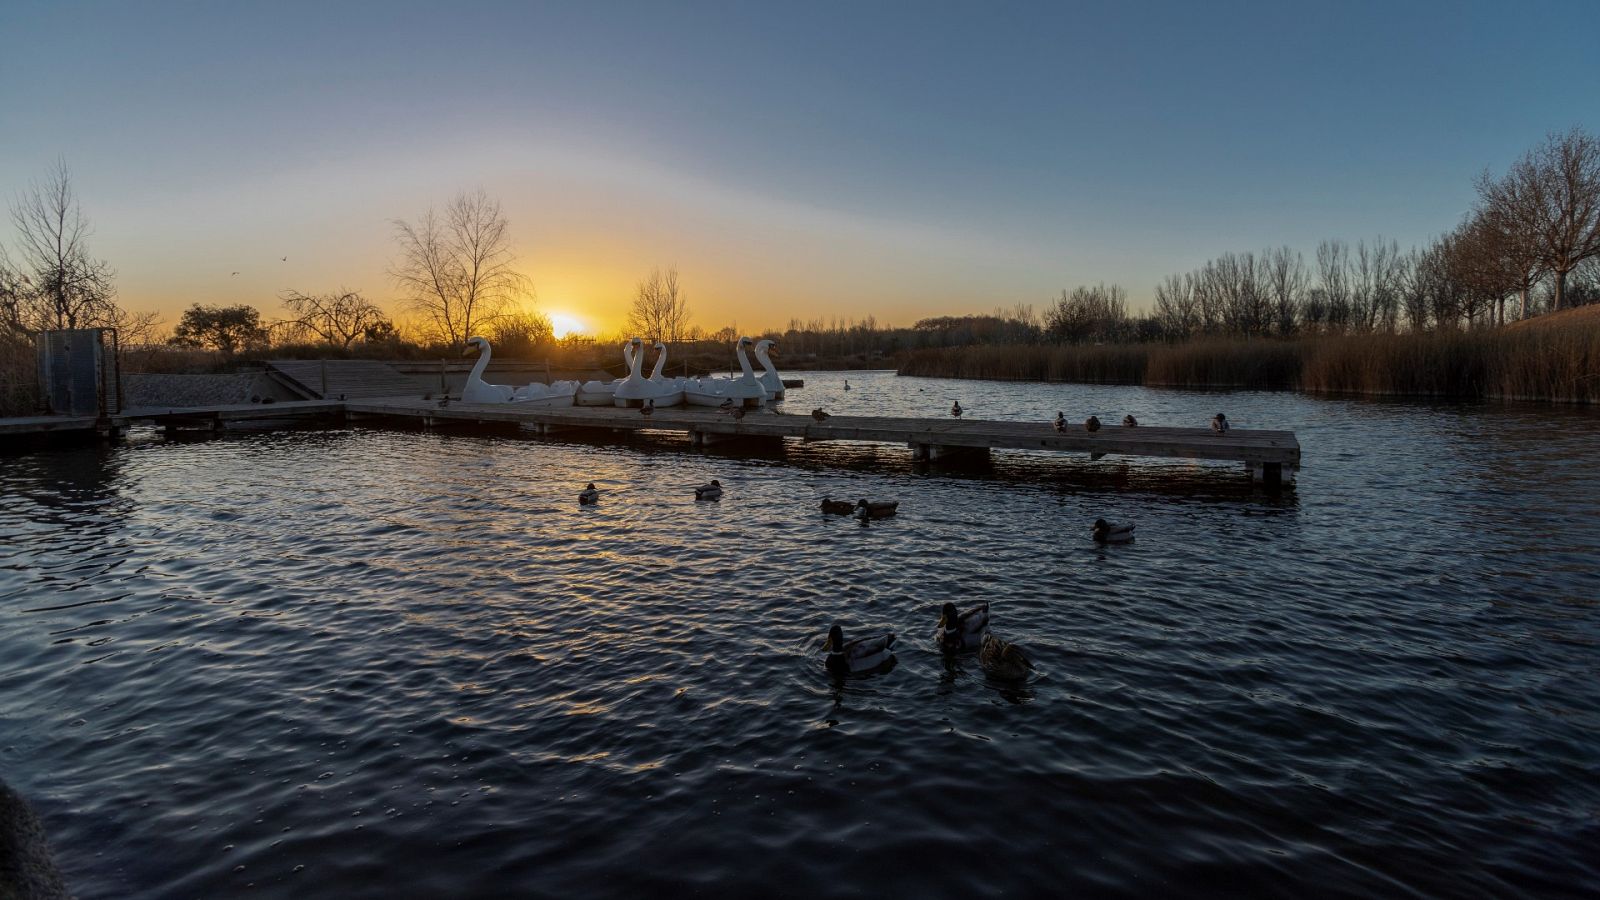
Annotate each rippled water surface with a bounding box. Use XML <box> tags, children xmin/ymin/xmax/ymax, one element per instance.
<box><xmin>3</xmin><ymin>372</ymin><xmax>1599</xmax><ymax>897</ymax></box>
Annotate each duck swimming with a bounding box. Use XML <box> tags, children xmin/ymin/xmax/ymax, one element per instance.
<box><xmin>695</xmin><ymin>479</ymin><xmax>723</xmax><ymax>500</ymax></box>
<box><xmin>854</xmin><ymin>499</ymin><xmax>899</xmax><ymax>519</ymax></box>
<box><xmin>935</xmin><ymin>601</ymin><xmax>990</xmax><ymax>652</ymax></box>
<box><xmin>979</xmin><ymin>633</ymin><xmax>1033</xmax><ymax>680</ymax></box>
<box><xmin>1092</xmin><ymin>518</ymin><xmax>1135</xmax><ymax>543</ymax></box>
<box><xmin>823</xmin><ymin>624</ymin><xmax>896</xmax><ymax>677</ymax></box>
<box><xmin>819</xmin><ymin>497</ymin><xmax>855</xmax><ymax>515</ymax></box>
<box><xmin>578</xmin><ymin>482</ymin><xmax>599</xmax><ymax>504</ymax></box>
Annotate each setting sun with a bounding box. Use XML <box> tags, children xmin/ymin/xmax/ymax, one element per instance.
<box><xmin>549</xmin><ymin>313</ymin><xmax>586</xmax><ymax>339</ymax></box>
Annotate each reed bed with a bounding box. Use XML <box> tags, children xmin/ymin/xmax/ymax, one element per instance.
<box><xmin>899</xmin><ymin>323</ymin><xmax>1600</xmax><ymax>403</ymax></box>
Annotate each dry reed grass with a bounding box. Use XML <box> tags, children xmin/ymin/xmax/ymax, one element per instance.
<box><xmin>901</xmin><ymin>324</ymin><xmax>1600</xmax><ymax>403</ymax></box>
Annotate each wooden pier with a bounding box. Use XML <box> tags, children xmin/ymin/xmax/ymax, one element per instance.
<box><xmin>6</xmin><ymin>394</ymin><xmax>1300</xmax><ymax>484</ymax></box>
<box><xmin>344</xmin><ymin>398</ymin><xmax>1301</xmax><ymax>484</ymax></box>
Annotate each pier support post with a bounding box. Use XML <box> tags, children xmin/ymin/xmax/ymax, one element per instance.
<box><xmin>1246</xmin><ymin>461</ymin><xmax>1293</xmax><ymax>487</ymax></box>
<box><xmin>910</xmin><ymin>442</ymin><xmax>989</xmax><ymax>462</ymax></box>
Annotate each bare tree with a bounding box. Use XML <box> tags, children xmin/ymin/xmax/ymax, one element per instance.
<box><xmin>1261</xmin><ymin>246</ymin><xmax>1307</xmax><ymax>336</ymax></box>
<box><xmin>280</xmin><ymin>288</ymin><xmax>393</xmax><ymax>348</ymax></box>
<box><xmin>626</xmin><ymin>266</ymin><xmax>691</xmax><ymax>342</ymax></box>
<box><xmin>391</xmin><ymin>189</ymin><xmax>530</xmax><ymax>345</ymax></box>
<box><xmin>1316</xmin><ymin>240</ymin><xmax>1351</xmax><ymax>332</ymax></box>
<box><xmin>1477</xmin><ymin>127</ymin><xmax>1600</xmax><ymax>311</ymax></box>
<box><xmin>1045</xmin><ymin>283</ymin><xmax>1128</xmax><ymax>343</ymax></box>
<box><xmin>8</xmin><ymin>161</ymin><xmax>120</xmax><ymax>332</ymax></box>
<box><xmin>1153</xmin><ymin>272</ymin><xmax>1199</xmax><ymax>339</ymax></box>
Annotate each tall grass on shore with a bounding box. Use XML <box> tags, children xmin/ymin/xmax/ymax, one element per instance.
<box><xmin>899</xmin><ymin>323</ymin><xmax>1600</xmax><ymax>403</ymax></box>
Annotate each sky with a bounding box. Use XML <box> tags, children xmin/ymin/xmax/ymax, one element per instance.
<box><xmin>3</xmin><ymin>0</ymin><xmax>1596</xmax><ymax>337</ymax></box>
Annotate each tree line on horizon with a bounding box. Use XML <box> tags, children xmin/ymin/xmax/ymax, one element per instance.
<box><xmin>3</xmin><ymin>128</ymin><xmax>1598</xmax><ymax>373</ymax></box>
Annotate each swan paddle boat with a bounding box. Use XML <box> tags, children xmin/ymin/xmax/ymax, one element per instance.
<box><xmin>576</xmin><ymin>341</ymin><xmax>634</xmax><ymax>406</ymax></box>
<box><xmin>461</xmin><ymin>336</ymin><xmax>575</xmax><ymax>406</ymax></box>
<box><xmin>644</xmin><ymin>341</ymin><xmax>686</xmax><ymax>406</ymax></box>
<box><xmin>753</xmin><ymin>339</ymin><xmax>784</xmax><ymax>402</ymax></box>
<box><xmin>683</xmin><ymin>336</ymin><xmax>767</xmax><ymax>410</ymax></box>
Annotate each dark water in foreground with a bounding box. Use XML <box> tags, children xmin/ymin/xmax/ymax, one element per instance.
<box><xmin>3</xmin><ymin>372</ymin><xmax>1598</xmax><ymax>898</ymax></box>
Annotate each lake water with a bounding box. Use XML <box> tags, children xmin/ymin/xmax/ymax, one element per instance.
<box><xmin>3</xmin><ymin>371</ymin><xmax>1598</xmax><ymax>897</ymax></box>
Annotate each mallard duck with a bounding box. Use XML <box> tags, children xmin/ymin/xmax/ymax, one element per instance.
<box><xmin>934</xmin><ymin>601</ymin><xmax>990</xmax><ymax>652</ymax></box>
<box><xmin>854</xmin><ymin>499</ymin><xmax>898</xmax><ymax>519</ymax></box>
<box><xmin>819</xmin><ymin>497</ymin><xmax>855</xmax><ymax>515</ymax></box>
<box><xmin>1053</xmin><ymin>411</ymin><xmax>1066</xmax><ymax>432</ymax></box>
<box><xmin>1091</xmin><ymin>518</ymin><xmax>1135</xmax><ymax>543</ymax></box>
<box><xmin>811</xmin><ymin>408</ymin><xmax>830</xmax><ymax>422</ymax></box>
<box><xmin>578</xmin><ymin>482</ymin><xmax>599</xmax><ymax>504</ymax></box>
<box><xmin>823</xmin><ymin>624</ymin><xmax>896</xmax><ymax>676</ymax></box>
<box><xmin>694</xmin><ymin>479</ymin><xmax>723</xmax><ymax>500</ymax></box>
<box><xmin>979</xmin><ymin>633</ymin><xmax>1033</xmax><ymax>680</ymax></box>
<box><xmin>640</xmin><ymin>398</ymin><xmax>655</xmax><ymax>417</ymax></box>
<box><xmin>951</xmin><ymin>401</ymin><xmax>963</xmax><ymax>418</ymax></box>
<box><xmin>718</xmin><ymin>397</ymin><xmax>734</xmax><ymax>413</ymax></box>
<box><xmin>1085</xmin><ymin>415</ymin><xmax>1101</xmax><ymax>432</ymax></box>
<box><xmin>1123</xmin><ymin>415</ymin><xmax>1138</xmax><ymax>427</ymax></box>
<box><xmin>1211</xmin><ymin>413</ymin><xmax>1228</xmax><ymax>434</ymax></box>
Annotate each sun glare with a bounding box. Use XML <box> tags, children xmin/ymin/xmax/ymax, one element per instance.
<box><xmin>549</xmin><ymin>313</ymin><xmax>586</xmax><ymax>339</ymax></box>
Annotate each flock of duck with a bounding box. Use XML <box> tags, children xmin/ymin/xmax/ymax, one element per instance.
<box><xmin>823</xmin><ymin>601</ymin><xmax>1033</xmax><ymax>681</ymax></box>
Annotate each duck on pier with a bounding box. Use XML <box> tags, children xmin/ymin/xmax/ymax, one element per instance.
<box><xmin>979</xmin><ymin>633</ymin><xmax>1034</xmax><ymax>680</ymax></box>
<box><xmin>640</xmin><ymin>398</ymin><xmax>655</xmax><ymax>417</ymax></box>
<box><xmin>1054</xmin><ymin>411</ymin><xmax>1066</xmax><ymax>432</ymax></box>
<box><xmin>1092</xmin><ymin>518</ymin><xmax>1135</xmax><ymax>543</ymax></box>
<box><xmin>854</xmin><ymin>499</ymin><xmax>899</xmax><ymax>520</ymax></box>
<box><xmin>811</xmin><ymin>408</ymin><xmax>830</xmax><ymax>422</ymax></box>
<box><xmin>718</xmin><ymin>398</ymin><xmax>734</xmax><ymax>414</ymax></box>
<box><xmin>694</xmin><ymin>479</ymin><xmax>723</xmax><ymax>500</ymax></box>
<box><xmin>935</xmin><ymin>601</ymin><xmax>990</xmax><ymax>652</ymax></box>
<box><xmin>819</xmin><ymin>497</ymin><xmax>855</xmax><ymax>515</ymax></box>
<box><xmin>823</xmin><ymin>625</ymin><xmax>896</xmax><ymax>677</ymax></box>
<box><xmin>951</xmin><ymin>401</ymin><xmax>963</xmax><ymax>418</ymax></box>
<box><xmin>1123</xmin><ymin>415</ymin><xmax>1138</xmax><ymax>427</ymax></box>
<box><xmin>578</xmin><ymin>483</ymin><xmax>599</xmax><ymax>504</ymax></box>
<box><xmin>1211</xmin><ymin>413</ymin><xmax>1229</xmax><ymax>434</ymax></box>
<box><xmin>732</xmin><ymin>407</ymin><xmax>746</xmax><ymax>420</ymax></box>
<box><xmin>1085</xmin><ymin>415</ymin><xmax>1101</xmax><ymax>432</ymax></box>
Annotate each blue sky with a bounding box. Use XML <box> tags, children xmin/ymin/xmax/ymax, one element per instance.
<box><xmin>3</xmin><ymin>0</ymin><xmax>1596</xmax><ymax>332</ymax></box>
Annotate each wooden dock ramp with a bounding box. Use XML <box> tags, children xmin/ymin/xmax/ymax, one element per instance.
<box><xmin>267</xmin><ymin>360</ymin><xmax>420</xmax><ymax>400</ymax></box>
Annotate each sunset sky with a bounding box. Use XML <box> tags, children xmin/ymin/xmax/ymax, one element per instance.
<box><xmin>3</xmin><ymin>1</ymin><xmax>1595</xmax><ymax>336</ymax></box>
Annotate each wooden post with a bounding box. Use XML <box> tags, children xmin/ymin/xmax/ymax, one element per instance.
<box><xmin>439</xmin><ymin>359</ymin><xmax>447</xmax><ymax>397</ymax></box>
<box><xmin>319</xmin><ymin>360</ymin><xmax>328</xmax><ymax>398</ymax></box>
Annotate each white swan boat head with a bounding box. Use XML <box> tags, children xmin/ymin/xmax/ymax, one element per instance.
<box><xmin>753</xmin><ymin>339</ymin><xmax>784</xmax><ymax>401</ymax></box>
